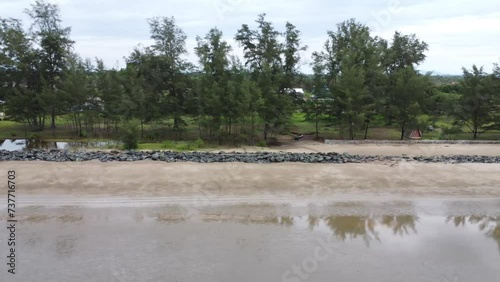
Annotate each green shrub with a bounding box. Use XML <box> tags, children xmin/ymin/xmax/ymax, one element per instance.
<box><xmin>176</xmin><ymin>143</ymin><xmax>192</xmax><ymax>151</ymax></box>
<box><xmin>160</xmin><ymin>138</ymin><xmax>205</xmax><ymax>151</ymax></box>
<box><xmin>145</xmin><ymin>131</ymin><xmax>161</xmax><ymax>141</ymax></box>
<box><xmin>442</xmin><ymin>125</ymin><xmax>463</xmax><ymax>135</ymax></box>
<box><xmin>161</xmin><ymin>140</ymin><xmax>176</xmax><ymax>150</ymax></box>
<box><xmin>121</xmin><ymin>121</ymin><xmax>139</xmax><ymax>150</ymax></box>
<box><xmin>257</xmin><ymin>140</ymin><xmax>267</xmax><ymax>147</ymax></box>
<box><xmin>27</xmin><ymin>133</ymin><xmax>41</xmax><ymax>140</ymax></box>
<box><xmin>194</xmin><ymin>138</ymin><xmax>205</xmax><ymax>148</ymax></box>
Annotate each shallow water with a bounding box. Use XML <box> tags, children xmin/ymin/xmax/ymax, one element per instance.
<box><xmin>0</xmin><ymin>139</ymin><xmax>117</xmax><ymax>151</ymax></box>
<box><xmin>1</xmin><ymin>200</ymin><xmax>500</xmax><ymax>282</ymax></box>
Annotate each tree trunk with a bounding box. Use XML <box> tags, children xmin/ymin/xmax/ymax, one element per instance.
<box><xmin>315</xmin><ymin>103</ymin><xmax>319</xmax><ymax>139</ymax></box>
<box><xmin>400</xmin><ymin>121</ymin><xmax>406</xmax><ymax>141</ymax></box>
<box><xmin>141</xmin><ymin>120</ymin><xmax>144</xmax><ymax>139</ymax></box>
<box><xmin>78</xmin><ymin>114</ymin><xmax>82</xmax><ymax>137</ymax></box>
<box><xmin>315</xmin><ymin>115</ymin><xmax>319</xmax><ymax>139</ymax></box>
<box><xmin>198</xmin><ymin>119</ymin><xmax>202</xmax><ymax>140</ymax></box>
<box><xmin>251</xmin><ymin>115</ymin><xmax>255</xmax><ymax>146</ymax></box>
<box><xmin>348</xmin><ymin>115</ymin><xmax>354</xmax><ymax>140</ymax></box>
<box><xmin>51</xmin><ymin>108</ymin><xmax>56</xmax><ymax>129</ymax></box>
<box><xmin>364</xmin><ymin>122</ymin><xmax>369</xmax><ymax>140</ymax></box>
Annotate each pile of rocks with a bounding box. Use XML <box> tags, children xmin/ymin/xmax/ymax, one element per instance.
<box><xmin>1</xmin><ymin>149</ymin><xmax>499</xmax><ymax>164</ymax></box>
<box><xmin>325</xmin><ymin>140</ymin><xmax>500</xmax><ymax>145</ymax></box>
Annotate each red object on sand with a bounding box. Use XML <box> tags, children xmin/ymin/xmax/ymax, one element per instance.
<box><xmin>410</xmin><ymin>129</ymin><xmax>422</xmax><ymax>139</ymax></box>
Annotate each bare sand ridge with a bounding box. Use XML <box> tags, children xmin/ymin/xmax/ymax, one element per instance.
<box><xmin>1</xmin><ymin>143</ymin><xmax>499</xmax><ymax>200</ymax></box>
<box><xmin>2</xmin><ymin>162</ymin><xmax>499</xmax><ymax>199</ymax></box>
<box><xmin>215</xmin><ymin>141</ymin><xmax>500</xmax><ymax>156</ymax></box>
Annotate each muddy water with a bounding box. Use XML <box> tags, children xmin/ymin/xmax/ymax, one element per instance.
<box><xmin>1</xmin><ymin>200</ymin><xmax>500</xmax><ymax>282</ymax></box>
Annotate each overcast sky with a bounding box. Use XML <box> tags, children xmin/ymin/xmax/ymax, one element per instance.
<box><xmin>1</xmin><ymin>0</ymin><xmax>499</xmax><ymax>74</ymax></box>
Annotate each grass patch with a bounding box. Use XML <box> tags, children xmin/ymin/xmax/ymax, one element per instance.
<box><xmin>2</xmin><ymin>115</ymin><xmax>500</xmax><ymax>144</ymax></box>
<box><xmin>257</xmin><ymin>140</ymin><xmax>267</xmax><ymax>147</ymax></box>
<box><xmin>138</xmin><ymin>138</ymin><xmax>206</xmax><ymax>151</ymax></box>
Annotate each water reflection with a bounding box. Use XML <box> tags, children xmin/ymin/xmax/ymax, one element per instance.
<box><xmin>280</xmin><ymin>216</ymin><xmax>294</xmax><ymax>227</ymax></box>
<box><xmin>201</xmin><ymin>214</ymin><xmax>294</xmax><ymax>226</ymax></box>
<box><xmin>13</xmin><ymin>205</ymin><xmax>500</xmax><ymax>257</ymax></box>
<box><xmin>13</xmin><ymin>207</ymin><xmax>500</xmax><ymax>282</ymax></box>
<box><xmin>381</xmin><ymin>215</ymin><xmax>419</xmax><ymax>236</ymax></box>
<box><xmin>447</xmin><ymin>216</ymin><xmax>500</xmax><ymax>250</ymax></box>
<box><xmin>0</xmin><ymin>138</ymin><xmax>118</xmax><ymax>151</ymax></box>
<box><xmin>308</xmin><ymin>216</ymin><xmax>320</xmax><ymax>231</ymax></box>
<box><xmin>196</xmin><ymin>213</ymin><xmax>500</xmax><ymax>250</ymax></box>
<box><xmin>324</xmin><ymin>216</ymin><xmax>380</xmax><ymax>245</ymax></box>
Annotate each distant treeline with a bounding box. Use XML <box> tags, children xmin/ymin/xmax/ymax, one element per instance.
<box><xmin>0</xmin><ymin>0</ymin><xmax>499</xmax><ymax>143</ymax></box>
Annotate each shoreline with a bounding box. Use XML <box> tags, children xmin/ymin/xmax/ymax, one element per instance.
<box><xmin>2</xmin><ymin>143</ymin><xmax>499</xmax><ymax>200</ymax></box>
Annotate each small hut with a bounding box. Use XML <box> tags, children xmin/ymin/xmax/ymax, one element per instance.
<box><xmin>410</xmin><ymin>129</ymin><xmax>422</xmax><ymax>140</ymax></box>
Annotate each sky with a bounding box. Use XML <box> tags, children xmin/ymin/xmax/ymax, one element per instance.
<box><xmin>1</xmin><ymin>0</ymin><xmax>499</xmax><ymax>75</ymax></box>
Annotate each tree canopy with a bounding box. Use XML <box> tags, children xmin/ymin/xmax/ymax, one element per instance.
<box><xmin>1</xmin><ymin>1</ymin><xmax>499</xmax><ymax>142</ymax></box>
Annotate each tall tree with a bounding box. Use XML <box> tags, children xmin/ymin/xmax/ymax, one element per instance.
<box><xmin>388</xmin><ymin>68</ymin><xmax>432</xmax><ymax>140</ymax></box>
<box><xmin>235</xmin><ymin>14</ymin><xmax>303</xmax><ymax>140</ymax></box>
<box><xmin>493</xmin><ymin>63</ymin><xmax>500</xmax><ymax>127</ymax></box>
<box><xmin>281</xmin><ymin>22</ymin><xmax>307</xmax><ymax>91</ymax></box>
<box><xmin>382</xmin><ymin>31</ymin><xmax>430</xmax><ymax>138</ymax></box>
<box><xmin>0</xmin><ymin>17</ymin><xmax>46</xmax><ymax>130</ymax></box>
<box><xmin>384</xmin><ymin>32</ymin><xmax>428</xmax><ymax>74</ymax></box>
<box><xmin>147</xmin><ymin>16</ymin><xmax>191</xmax><ymax>132</ymax></box>
<box><xmin>126</xmin><ymin>47</ymin><xmax>164</xmax><ymax>127</ymax></box>
<box><xmin>25</xmin><ymin>0</ymin><xmax>74</xmax><ymax>129</ymax></box>
<box><xmin>304</xmin><ymin>53</ymin><xmax>329</xmax><ymax>139</ymax></box>
<box><xmin>61</xmin><ymin>55</ymin><xmax>90</xmax><ymax>137</ymax></box>
<box><xmin>195</xmin><ymin>28</ymin><xmax>232</xmax><ymax>141</ymax></box>
<box><xmin>453</xmin><ymin>65</ymin><xmax>497</xmax><ymax>139</ymax></box>
<box><xmin>316</xmin><ymin>19</ymin><xmax>380</xmax><ymax>139</ymax></box>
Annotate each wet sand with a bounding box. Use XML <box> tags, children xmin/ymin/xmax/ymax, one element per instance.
<box><xmin>1</xmin><ymin>200</ymin><xmax>500</xmax><ymax>282</ymax></box>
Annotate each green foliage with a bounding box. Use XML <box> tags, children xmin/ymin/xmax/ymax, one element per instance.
<box><xmin>257</xmin><ymin>140</ymin><xmax>267</xmax><ymax>147</ymax></box>
<box><xmin>388</xmin><ymin>69</ymin><xmax>433</xmax><ymax>139</ymax></box>
<box><xmin>26</xmin><ymin>0</ymin><xmax>74</xmax><ymax>129</ymax></box>
<box><xmin>193</xmin><ymin>138</ymin><xmax>205</xmax><ymax>148</ymax></box>
<box><xmin>160</xmin><ymin>140</ymin><xmax>176</xmax><ymax>149</ymax></box>
<box><xmin>121</xmin><ymin>120</ymin><xmax>139</xmax><ymax>150</ymax></box>
<box><xmin>1</xmin><ymin>1</ymin><xmax>500</xmax><ymax>145</ymax></box>
<box><xmin>235</xmin><ymin>14</ymin><xmax>305</xmax><ymax>140</ymax></box>
<box><xmin>442</xmin><ymin>124</ymin><xmax>463</xmax><ymax>135</ymax></box>
<box><xmin>160</xmin><ymin>138</ymin><xmax>205</xmax><ymax>151</ymax></box>
<box><xmin>452</xmin><ymin>65</ymin><xmax>499</xmax><ymax>139</ymax></box>
<box><xmin>27</xmin><ymin>133</ymin><xmax>41</xmax><ymax>140</ymax></box>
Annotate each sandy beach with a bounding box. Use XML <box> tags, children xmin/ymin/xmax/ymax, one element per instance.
<box><xmin>217</xmin><ymin>141</ymin><xmax>500</xmax><ymax>156</ymax></box>
<box><xmin>1</xmin><ymin>142</ymin><xmax>499</xmax><ymax>200</ymax></box>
